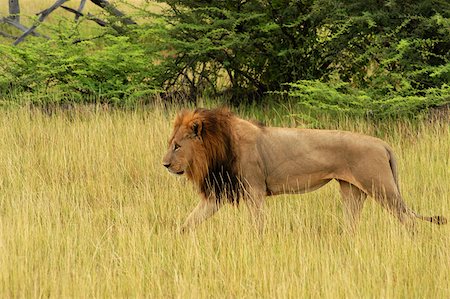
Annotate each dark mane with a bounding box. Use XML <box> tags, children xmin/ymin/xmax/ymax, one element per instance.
<box><xmin>186</xmin><ymin>108</ymin><xmax>242</xmax><ymax>204</ymax></box>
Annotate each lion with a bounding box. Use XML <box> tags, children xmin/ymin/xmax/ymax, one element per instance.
<box><xmin>162</xmin><ymin>108</ymin><xmax>447</xmax><ymax>233</ymax></box>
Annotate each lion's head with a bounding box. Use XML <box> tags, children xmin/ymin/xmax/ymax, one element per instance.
<box><xmin>162</xmin><ymin>109</ymin><xmax>204</xmax><ymax>177</ymax></box>
<box><xmin>162</xmin><ymin>108</ymin><xmax>241</xmax><ymax>202</ymax></box>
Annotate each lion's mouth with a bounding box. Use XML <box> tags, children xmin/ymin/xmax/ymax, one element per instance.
<box><xmin>168</xmin><ymin>169</ymin><xmax>184</xmax><ymax>175</ymax></box>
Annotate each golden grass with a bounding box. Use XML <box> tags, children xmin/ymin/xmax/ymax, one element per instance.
<box><xmin>0</xmin><ymin>106</ymin><xmax>449</xmax><ymax>298</ymax></box>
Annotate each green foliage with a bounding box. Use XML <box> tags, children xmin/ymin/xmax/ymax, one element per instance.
<box><xmin>286</xmin><ymin>80</ymin><xmax>450</xmax><ymax>118</ymax></box>
<box><xmin>0</xmin><ymin>18</ymin><xmax>163</xmax><ymax>105</ymax></box>
<box><xmin>285</xmin><ymin>81</ymin><xmax>370</xmax><ymax>115</ymax></box>
<box><xmin>0</xmin><ymin>0</ymin><xmax>449</xmax><ymax>117</ymax></box>
<box><xmin>156</xmin><ymin>0</ymin><xmax>328</xmax><ymax>101</ymax></box>
<box><xmin>153</xmin><ymin>0</ymin><xmax>449</xmax><ymax>116</ymax></box>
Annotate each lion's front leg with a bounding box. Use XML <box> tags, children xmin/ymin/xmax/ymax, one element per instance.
<box><xmin>241</xmin><ymin>166</ymin><xmax>267</xmax><ymax>235</ymax></box>
<box><xmin>180</xmin><ymin>196</ymin><xmax>222</xmax><ymax>233</ymax></box>
<box><xmin>244</xmin><ymin>186</ymin><xmax>267</xmax><ymax>235</ymax></box>
<box><xmin>246</xmin><ymin>196</ymin><xmax>265</xmax><ymax>235</ymax></box>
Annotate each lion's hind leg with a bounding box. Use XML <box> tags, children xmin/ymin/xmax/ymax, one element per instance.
<box><xmin>361</xmin><ymin>176</ymin><xmax>418</xmax><ymax>233</ymax></box>
<box><xmin>338</xmin><ymin>180</ymin><xmax>367</xmax><ymax>233</ymax></box>
<box><xmin>375</xmin><ymin>192</ymin><xmax>418</xmax><ymax>234</ymax></box>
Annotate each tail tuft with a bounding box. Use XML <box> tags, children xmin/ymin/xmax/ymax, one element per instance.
<box><xmin>430</xmin><ymin>215</ymin><xmax>447</xmax><ymax>225</ymax></box>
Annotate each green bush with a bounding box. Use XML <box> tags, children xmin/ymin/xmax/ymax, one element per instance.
<box><xmin>286</xmin><ymin>80</ymin><xmax>450</xmax><ymax>118</ymax></box>
<box><xmin>155</xmin><ymin>0</ymin><xmax>449</xmax><ymax>114</ymax></box>
<box><xmin>0</xmin><ymin>0</ymin><xmax>449</xmax><ymax>117</ymax></box>
<box><xmin>0</xmin><ymin>19</ymin><xmax>163</xmax><ymax>105</ymax></box>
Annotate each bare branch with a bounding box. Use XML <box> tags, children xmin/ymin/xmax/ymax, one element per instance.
<box><xmin>1</xmin><ymin>17</ymin><xmax>48</xmax><ymax>38</ymax></box>
<box><xmin>72</xmin><ymin>33</ymin><xmax>107</xmax><ymax>44</ymax></box>
<box><xmin>13</xmin><ymin>0</ymin><xmax>69</xmax><ymax>45</ymax></box>
<box><xmin>75</xmin><ymin>0</ymin><xmax>87</xmax><ymax>21</ymax></box>
<box><xmin>89</xmin><ymin>0</ymin><xmax>137</xmax><ymax>25</ymax></box>
<box><xmin>8</xmin><ymin>0</ymin><xmax>21</xmax><ymax>23</ymax></box>
<box><xmin>0</xmin><ymin>30</ymin><xmax>17</xmax><ymax>39</ymax></box>
<box><xmin>60</xmin><ymin>5</ymin><xmax>108</xmax><ymax>27</ymax></box>
<box><xmin>4</xmin><ymin>0</ymin><xmax>137</xmax><ymax>46</ymax></box>
<box><xmin>60</xmin><ymin>5</ymin><xmax>126</xmax><ymax>34</ymax></box>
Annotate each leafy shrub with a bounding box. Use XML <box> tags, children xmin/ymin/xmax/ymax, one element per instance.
<box><xmin>0</xmin><ymin>0</ymin><xmax>449</xmax><ymax>117</ymax></box>
<box><xmin>156</xmin><ymin>0</ymin><xmax>327</xmax><ymax>101</ymax></box>
<box><xmin>285</xmin><ymin>81</ymin><xmax>370</xmax><ymax>115</ymax></box>
<box><xmin>156</xmin><ymin>0</ymin><xmax>450</xmax><ymax>114</ymax></box>
<box><xmin>0</xmin><ymin>19</ymin><xmax>163</xmax><ymax>105</ymax></box>
<box><xmin>286</xmin><ymin>80</ymin><xmax>450</xmax><ymax>118</ymax></box>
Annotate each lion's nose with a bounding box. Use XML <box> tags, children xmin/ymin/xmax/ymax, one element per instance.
<box><xmin>163</xmin><ymin>162</ymin><xmax>171</xmax><ymax>168</ymax></box>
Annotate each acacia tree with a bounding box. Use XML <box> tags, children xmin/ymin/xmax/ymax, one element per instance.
<box><xmin>1</xmin><ymin>0</ymin><xmax>448</xmax><ymax>112</ymax></box>
<box><xmin>156</xmin><ymin>0</ymin><xmax>449</xmax><ymax>104</ymax></box>
<box><xmin>158</xmin><ymin>0</ymin><xmax>326</xmax><ymax>101</ymax></box>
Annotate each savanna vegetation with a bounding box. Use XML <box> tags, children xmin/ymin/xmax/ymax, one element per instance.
<box><xmin>1</xmin><ymin>0</ymin><xmax>449</xmax><ymax>116</ymax></box>
<box><xmin>0</xmin><ymin>0</ymin><xmax>449</xmax><ymax>298</ymax></box>
<box><xmin>0</xmin><ymin>105</ymin><xmax>449</xmax><ymax>298</ymax></box>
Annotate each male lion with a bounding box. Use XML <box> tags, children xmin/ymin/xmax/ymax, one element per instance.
<box><xmin>162</xmin><ymin>108</ymin><xmax>447</xmax><ymax>233</ymax></box>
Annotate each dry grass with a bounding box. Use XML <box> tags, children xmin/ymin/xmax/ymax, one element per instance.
<box><xmin>0</xmin><ymin>106</ymin><xmax>449</xmax><ymax>298</ymax></box>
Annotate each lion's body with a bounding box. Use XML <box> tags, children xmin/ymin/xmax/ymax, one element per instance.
<box><xmin>163</xmin><ymin>108</ymin><xmax>447</xmax><ymax>232</ymax></box>
<box><xmin>239</xmin><ymin>125</ymin><xmax>390</xmax><ymax>195</ymax></box>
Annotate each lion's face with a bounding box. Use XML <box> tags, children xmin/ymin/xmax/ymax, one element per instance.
<box><xmin>162</xmin><ymin>120</ymin><xmax>202</xmax><ymax>176</ymax></box>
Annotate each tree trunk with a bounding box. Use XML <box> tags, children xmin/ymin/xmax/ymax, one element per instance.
<box><xmin>75</xmin><ymin>0</ymin><xmax>87</xmax><ymax>21</ymax></box>
<box><xmin>13</xmin><ymin>0</ymin><xmax>69</xmax><ymax>45</ymax></box>
<box><xmin>8</xmin><ymin>0</ymin><xmax>21</xmax><ymax>23</ymax></box>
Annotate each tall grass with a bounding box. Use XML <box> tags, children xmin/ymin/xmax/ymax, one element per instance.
<box><xmin>0</xmin><ymin>106</ymin><xmax>449</xmax><ymax>298</ymax></box>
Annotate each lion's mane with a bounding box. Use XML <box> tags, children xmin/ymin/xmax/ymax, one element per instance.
<box><xmin>175</xmin><ymin>108</ymin><xmax>242</xmax><ymax>203</ymax></box>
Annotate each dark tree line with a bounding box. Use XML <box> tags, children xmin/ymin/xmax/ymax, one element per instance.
<box><xmin>158</xmin><ymin>0</ymin><xmax>449</xmax><ymax>103</ymax></box>
<box><xmin>0</xmin><ymin>0</ymin><xmax>449</xmax><ymax>115</ymax></box>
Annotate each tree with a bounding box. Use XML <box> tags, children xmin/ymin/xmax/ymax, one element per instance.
<box><xmin>8</xmin><ymin>0</ymin><xmax>20</xmax><ymax>23</ymax></box>
<box><xmin>156</xmin><ymin>0</ymin><xmax>449</xmax><ymax>105</ymax></box>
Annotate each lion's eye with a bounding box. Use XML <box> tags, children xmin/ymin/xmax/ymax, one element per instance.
<box><xmin>174</xmin><ymin>143</ymin><xmax>181</xmax><ymax>151</ymax></box>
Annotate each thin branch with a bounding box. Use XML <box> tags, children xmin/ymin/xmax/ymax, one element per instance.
<box><xmin>0</xmin><ymin>30</ymin><xmax>17</xmax><ymax>39</ymax></box>
<box><xmin>60</xmin><ymin>5</ymin><xmax>108</xmax><ymax>27</ymax></box>
<box><xmin>75</xmin><ymin>0</ymin><xmax>87</xmax><ymax>21</ymax></box>
<box><xmin>72</xmin><ymin>33</ymin><xmax>107</xmax><ymax>44</ymax></box>
<box><xmin>60</xmin><ymin>5</ymin><xmax>127</xmax><ymax>34</ymax></box>
<box><xmin>89</xmin><ymin>0</ymin><xmax>137</xmax><ymax>25</ymax></box>
<box><xmin>13</xmin><ymin>0</ymin><xmax>69</xmax><ymax>45</ymax></box>
<box><xmin>1</xmin><ymin>17</ymin><xmax>48</xmax><ymax>38</ymax></box>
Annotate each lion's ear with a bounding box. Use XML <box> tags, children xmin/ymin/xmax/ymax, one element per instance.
<box><xmin>192</xmin><ymin>121</ymin><xmax>202</xmax><ymax>138</ymax></box>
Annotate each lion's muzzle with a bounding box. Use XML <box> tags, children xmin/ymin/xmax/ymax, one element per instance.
<box><xmin>163</xmin><ymin>162</ymin><xmax>185</xmax><ymax>175</ymax></box>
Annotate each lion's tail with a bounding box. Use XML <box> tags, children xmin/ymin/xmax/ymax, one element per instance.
<box><xmin>385</xmin><ymin>146</ymin><xmax>447</xmax><ymax>225</ymax></box>
<box><xmin>386</xmin><ymin>146</ymin><xmax>400</xmax><ymax>193</ymax></box>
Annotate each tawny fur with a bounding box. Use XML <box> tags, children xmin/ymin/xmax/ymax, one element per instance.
<box><xmin>163</xmin><ymin>108</ymin><xmax>447</xmax><ymax>232</ymax></box>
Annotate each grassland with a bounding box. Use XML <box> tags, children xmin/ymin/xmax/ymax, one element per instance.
<box><xmin>0</xmin><ymin>105</ymin><xmax>449</xmax><ymax>298</ymax></box>
<box><xmin>2</xmin><ymin>1</ymin><xmax>449</xmax><ymax>297</ymax></box>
